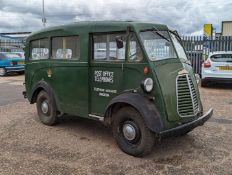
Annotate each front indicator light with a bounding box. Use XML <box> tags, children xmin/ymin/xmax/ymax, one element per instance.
<box><xmin>143</xmin><ymin>67</ymin><xmax>149</xmax><ymax>75</ymax></box>
<box><xmin>141</xmin><ymin>78</ymin><xmax>153</xmax><ymax>93</ymax></box>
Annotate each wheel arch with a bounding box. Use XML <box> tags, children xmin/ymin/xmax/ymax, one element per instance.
<box><xmin>30</xmin><ymin>81</ymin><xmax>60</xmax><ymax>111</ymax></box>
<box><xmin>104</xmin><ymin>92</ymin><xmax>164</xmax><ymax>133</ymax></box>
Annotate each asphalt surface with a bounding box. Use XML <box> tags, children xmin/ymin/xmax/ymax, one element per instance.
<box><xmin>0</xmin><ymin>75</ymin><xmax>231</xmax><ymax>175</ymax></box>
<box><xmin>0</xmin><ymin>82</ymin><xmax>25</xmax><ymax>106</ymax></box>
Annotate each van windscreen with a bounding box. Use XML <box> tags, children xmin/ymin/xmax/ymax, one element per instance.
<box><xmin>140</xmin><ymin>31</ymin><xmax>177</xmax><ymax>61</ymax></box>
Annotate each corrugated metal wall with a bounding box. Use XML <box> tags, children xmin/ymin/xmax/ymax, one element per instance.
<box><xmin>222</xmin><ymin>22</ymin><xmax>232</xmax><ymax>36</ymax></box>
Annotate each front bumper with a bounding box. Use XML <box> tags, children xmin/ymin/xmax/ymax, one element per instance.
<box><xmin>159</xmin><ymin>108</ymin><xmax>213</xmax><ymax>138</ymax></box>
<box><xmin>5</xmin><ymin>66</ymin><xmax>25</xmax><ymax>72</ymax></box>
<box><xmin>202</xmin><ymin>77</ymin><xmax>232</xmax><ymax>83</ymax></box>
<box><xmin>202</xmin><ymin>69</ymin><xmax>232</xmax><ymax>79</ymax></box>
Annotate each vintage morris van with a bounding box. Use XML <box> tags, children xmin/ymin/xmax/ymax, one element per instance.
<box><xmin>24</xmin><ymin>21</ymin><xmax>213</xmax><ymax>156</ymax></box>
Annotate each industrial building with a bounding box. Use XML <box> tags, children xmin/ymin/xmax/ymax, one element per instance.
<box><xmin>0</xmin><ymin>32</ymin><xmax>30</xmax><ymax>52</ymax></box>
<box><xmin>221</xmin><ymin>21</ymin><xmax>232</xmax><ymax>36</ymax></box>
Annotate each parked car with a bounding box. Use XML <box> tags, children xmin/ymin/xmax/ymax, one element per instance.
<box><xmin>201</xmin><ymin>51</ymin><xmax>232</xmax><ymax>87</ymax></box>
<box><xmin>0</xmin><ymin>52</ymin><xmax>25</xmax><ymax>76</ymax></box>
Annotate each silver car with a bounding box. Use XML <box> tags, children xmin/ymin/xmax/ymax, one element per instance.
<box><xmin>201</xmin><ymin>51</ymin><xmax>232</xmax><ymax>87</ymax></box>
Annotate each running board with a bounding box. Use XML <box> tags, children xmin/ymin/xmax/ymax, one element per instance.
<box><xmin>88</xmin><ymin>114</ymin><xmax>104</xmax><ymax>122</ymax></box>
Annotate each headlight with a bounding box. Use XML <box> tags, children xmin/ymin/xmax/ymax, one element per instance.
<box><xmin>142</xmin><ymin>78</ymin><xmax>153</xmax><ymax>93</ymax></box>
<box><xmin>195</xmin><ymin>74</ymin><xmax>200</xmax><ymax>84</ymax></box>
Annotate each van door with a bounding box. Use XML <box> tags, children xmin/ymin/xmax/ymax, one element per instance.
<box><xmin>49</xmin><ymin>36</ymin><xmax>89</xmax><ymax>117</ymax></box>
<box><xmin>89</xmin><ymin>32</ymin><xmax>126</xmax><ymax>117</ymax></box>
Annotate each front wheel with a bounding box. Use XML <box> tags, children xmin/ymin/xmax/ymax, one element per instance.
<box><xmin>36</xmin><ymin>90</ymin><xmax>58</xmax><ymax>126</ymax></box>
<box><xmin>0</xmin><ymin>68</ymin><xmax>6</xmax><ymax>76</ymax></box>
<box><xmin>112</xmin><ymin>107</ymin><xmax>155</xmax><ymax>157</ymax></box>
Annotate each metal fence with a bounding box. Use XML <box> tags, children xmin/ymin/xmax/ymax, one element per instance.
<box><xmin>182</xmin><ymin>36</ymin><xmax>232</xmax><ymax>74</ymax></box>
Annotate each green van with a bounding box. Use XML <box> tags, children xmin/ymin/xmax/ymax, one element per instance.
<box><xmin>24</xmin><ymin>21</ymin><xmax>213</xmax><ymax>156</ymax></box>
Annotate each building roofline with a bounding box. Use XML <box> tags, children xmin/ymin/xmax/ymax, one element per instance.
<box><xmin>0</xmin><ymin>32</ymin><xmax>31</xmax><ymax>35</ymax></box>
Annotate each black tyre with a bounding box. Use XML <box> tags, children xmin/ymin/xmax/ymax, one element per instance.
<box><xmin>36</xmin><ymin>90</ymin><xmax>58</xmax><ymax>125</ymax></box>
<box><xmin>112</xmin><ymin>107</ymin><xmax>155</xmax><ymax>157</ymax></box>
<box><xmin>18</xmin><ymin>71</ymin><xmax>24</xmax><ymax>75</ymax></box>
<box><xmin>0</xmin><ymin>68</ymin><xmax>7</xmax><ymax>76</ymax></box>
<box><xmin>201</xmin><ymin>79</ymin><xmax>208</xmax><ymax>87</ymax></box>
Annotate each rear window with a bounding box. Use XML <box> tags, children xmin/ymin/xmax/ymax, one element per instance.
<box><xmin>210</xmin><ymin>54</ymin><xmax>232</xmax><ymax>62</ymax></box>
<box><xmin>1</xmin><ymin>53</ymin><xmax>21</xmax><ymax>58</ymax></box>
<box><xmin>5</xmin><ymin>53</ymin><xmax>20</xmax><ymax>58</ymax></box>
<box><xmin>0</xmin><ymin>53</ymin><xmax>6</xmax><ymax>59</ymax></box>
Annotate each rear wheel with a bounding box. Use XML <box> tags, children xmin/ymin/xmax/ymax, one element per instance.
<box><xmin>18</xmin><ymin>71</ymin><xmax>24</xmax><ymax>75</ymax></box>
<box><xmin>0</xmin><ymin>68</ymin><xmax>6</xmax><ymax>76</ymax></box>
<box><xmin>112</xmin><ymin>107</ymin><xmax>155</xmax><ymax>157</ymax></box>
<box><xmin>36</xmin><ymin>90</ymin><xmax>58</xmax><ymax>125</ymax></box>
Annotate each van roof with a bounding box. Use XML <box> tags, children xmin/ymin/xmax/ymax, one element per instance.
<box><xmin>27</xmin><ymin>21</ymin><xmax>168</xmax><ymax>41</ymax></box>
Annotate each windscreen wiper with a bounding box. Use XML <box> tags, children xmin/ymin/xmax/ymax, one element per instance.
<box><xmin>169</xmin><ymin>30</ymin><xmax>182</xmax><ymax>43</ymax></box>
<box><xmin>152</xmin><ymin>27</ymin><xmax>170</xmax><ymax>42</ymax></box>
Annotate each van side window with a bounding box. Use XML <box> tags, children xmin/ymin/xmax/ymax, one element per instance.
<box><xmin>93</xmin><ymin>33</ymin><xmax>126</xmax><ymax>61</ymax></box>
<box><xmin>31</xmin><ymin>38</ymin><xmax>49</xmax><ymax>60</ymax></box>
<box><xmin>52</xmin><ymin>36</ymin><xmax>80</xmax><ymax>59</ymax></box>
<box><xmin>129</xmin><ymin>32</ymin><xmax>143</xmax><ymax>62</ymax></box>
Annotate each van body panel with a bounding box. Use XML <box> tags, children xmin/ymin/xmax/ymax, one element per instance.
<box><xmin>90</xmin><ymin>62</ymin><xmax>124</xmax><ymax>115</ymax></box>
<box><xmin>24</xmin><ymin>21</ymin><xmax>211</xmax><ymax>134</ymax></box>
<box><xmin>50</xmin><ymin>61</ymin><xmax>89</xmax><ymax>116</ymax></box>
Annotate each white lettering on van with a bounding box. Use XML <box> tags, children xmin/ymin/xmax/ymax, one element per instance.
<box><xmin>94</xmin><ymin>71</ymin><xmax>114</xmax><ymax>83</ymax></box>
<box><xmin>94</xmin><ymin>87</ymin><xmax>117</xmax><ymax>98</ymax></box>
<box><xmin>99</xmin><ymin>93</ymin><xmax>110</xmax><ymax>97</ymax></box>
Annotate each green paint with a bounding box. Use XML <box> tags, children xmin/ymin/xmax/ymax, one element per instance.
<box><xmin>25</xmin><ymin>21</ymin><xmax>203</xmax><ymax>131</ymax></box>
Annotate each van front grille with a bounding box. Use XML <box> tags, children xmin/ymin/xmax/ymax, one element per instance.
<box><xmin>176</xmin><ymin>74</ymin><xmax>199</xmax><ymax>117</ymax></box>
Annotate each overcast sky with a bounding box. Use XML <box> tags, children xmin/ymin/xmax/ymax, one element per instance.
<box><xmin>0</xmin><ymin>0</ymin><xmax>231</xmax><ymax>35</ymax></box>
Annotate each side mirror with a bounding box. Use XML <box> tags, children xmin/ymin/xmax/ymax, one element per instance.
<box><xmin>115</xmin><ymin>37</ymin><xmax>124</xmax><ymax>49</ymax></box>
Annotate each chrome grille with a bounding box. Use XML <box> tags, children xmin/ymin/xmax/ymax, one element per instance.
<box><xmin>176</xmin><ymin>74</ymin><xmax>199</xmax><ymax>117</ymax></box>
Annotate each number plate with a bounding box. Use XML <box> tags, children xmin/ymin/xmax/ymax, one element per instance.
<box><xmin>219</xmin><ymin>66</ymin><xmax>232</xmax><ymax>71</ymax></box>
<box><xmin>17</xmin><ymin>61</ymin><xmax>25</xmax><ymax>65</ymax></box>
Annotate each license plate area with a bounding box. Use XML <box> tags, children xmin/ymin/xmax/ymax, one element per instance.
<box><xmin>219</xmin><ymin>66</ymin><xmax>232</xmax><ymax>71</ymax></box>
<box><xmin>17</xmin><ymin>61</ymin><xmax>25</xmax><ymax>65</ymax></box>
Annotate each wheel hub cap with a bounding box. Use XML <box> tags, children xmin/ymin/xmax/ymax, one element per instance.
<box><xmin>122</xmin><ymin>123</ymin><xmax>136</xmax><ymax>141</ymax></box>
<box><xmin>41</xmin><ymin>101</ymin><xmax>49</xmax><ymax>114</ymax></box>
